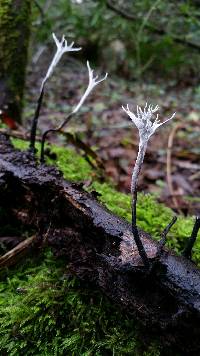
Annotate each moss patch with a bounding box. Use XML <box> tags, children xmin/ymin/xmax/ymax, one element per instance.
<box><xmin>92</xmin><ymin>182</ymin><xmax>195</xmax><ymax>258</ymax></box>
<box><xmin>0</xmin><ymin>250</ymin><xmax>161</xmax><ymax>356</ymax></box>
<box><xmin>2</xmin><ymin>138</ymin><xmax>196</xmax><ymax>355</ymax></box>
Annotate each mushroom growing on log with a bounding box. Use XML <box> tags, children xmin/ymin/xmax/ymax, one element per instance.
<box><xmin>0</xmin><ymin>133</ymin><xmax>200</xmax><ymax>354</ymax></box>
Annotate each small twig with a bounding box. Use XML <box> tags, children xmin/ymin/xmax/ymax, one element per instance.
<box><xmin>182</xmin><ymin>216</ymin><xmax>200</xmax><ymax>260</ymax></box>
<box><xmin>166</xmin><ymin>124</ymin><xmax>185</xmax><ymax>212</ymax></box>
<box><xmin>0</xmin><ymin>128</ymin><xmax>41</xmax><ymax>142</ymax></box>
<box><xmin>63</xmin><ymin>132</ymin><xmax>104</xmax><ymax>169</ymax></box>
<box><xmin>32</xmin><ymin>45</ymin><xmax>48</xmax><ymax>65</ymax></box>
<box><xmin>135</xmin><ymin>0</ymin><xmax>161</xmax><ymax>81</ymax></box>
<box><xmin>33</xmin><ymin>0</ymin><xmax>45</xmax><ymax>21</ymax></box>
<box><xmin>0</xmin><ymin>235</ymin><xmax>37</xmax><ymax>268</ymax></box>
<box><xmin>156</xmin><ymin>216</ymin><xmax>177</xmax><ymax>257</ymax></box>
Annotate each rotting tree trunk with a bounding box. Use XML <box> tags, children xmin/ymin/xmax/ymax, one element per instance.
<box><xmin>0</xmin><ymin>134</ymin><xmax>200</xmax><ymax>354</ymax></box>
<box><xmin>0</xmin><ymin>0</ymin><xmax>31</xmax><ymax>124</ymax></box>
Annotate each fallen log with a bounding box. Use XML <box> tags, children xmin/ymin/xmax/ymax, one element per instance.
<box><xmin>0</xmin><ymin>133</ymin><xmax>200</xmax><ymax>354</ymax></box>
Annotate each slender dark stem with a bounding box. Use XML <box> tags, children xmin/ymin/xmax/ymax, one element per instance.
<box><xmin>182</xmin><ymin>216</ymin><xmax>200</xmax><ymax>260</ymax></box>
<box><xmin>132</xmin><ymin>190</ymin><xmax>137</xmax><ymax>226</ymax></box>
<box><xmin>131</xmin><ymin>190</ymin><xmax>149</xmax><ymax>268</ymax></box>
<box><xmin>156</xmin><ymin>216</ymin><xmax>177</xmax><ymax>257</ymax></box>
<box><xmin>40</xmin><ymin>112</ymin><xmax>74</xmax><ymax>163</ymax></box>
<box><xmin>30</xmin><ymin>88</ymin><xmax>44</xmax><ymax>152</ymax></box>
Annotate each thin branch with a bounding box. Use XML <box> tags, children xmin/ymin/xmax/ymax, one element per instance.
<box><xmin>0</xmin><ymin>235</ymin><xmax>37</xmax><ymax>268</ymax></box>
<box><xmin>106</xmin><ymin>0</ymin><xmax>200</xmax><ymax>52</ymax></box>
<box><xmin>0</xmin><ymin>128</ymin><xmax>37</xmax><ymax>141</ymax></box>
<box><xmin>33</xmin><ymin>0</ymin><xmax>45</xmax><ymax>21</ymax></box>
<box><xmin>166</xmin><ymin>124</ymin><xmax>186</xmax><ymax>212</ymax></box>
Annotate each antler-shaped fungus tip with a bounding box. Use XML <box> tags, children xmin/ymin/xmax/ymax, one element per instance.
<box><xmin>87</xmin><ymin>61</ymin><xmax>108</xmax><ymax>86</ymax></box>
<box><xmin>72</xmin><ymin>61</ymin><xmax>108</xmax><ymax>113</ymax></box>
<box><xmin>52</xmin><ymin>33</ymin><xmax>81</xmax><ymax>52</ymax></box>
<box><xmin>122</xmin><ymin>103</ymin><xmax>175</xmax><ymax>141</ymax></box>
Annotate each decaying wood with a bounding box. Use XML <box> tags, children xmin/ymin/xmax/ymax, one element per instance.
<box><xmin>0</xmin><ymin>133</ymin><xmax>200</xmax><ymax>354</ymax></box>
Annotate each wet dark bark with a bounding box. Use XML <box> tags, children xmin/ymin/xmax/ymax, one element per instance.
<box><xmin>0</xmin><ymin>0</ymin><xmax>31</xmax><ymax>123</ymax></box>
<box><xmin>0</xmin><ymin>133</ymin><xmax>200</xmax><ymax>354</ymax></box>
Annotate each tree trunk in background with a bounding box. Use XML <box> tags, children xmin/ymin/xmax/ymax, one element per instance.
<box><xmin>0</xmin><ymin>0</ymin><xmax>31</xmax><ymax>124</ymax></box>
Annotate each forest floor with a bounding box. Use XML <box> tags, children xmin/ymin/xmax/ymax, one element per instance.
<box><xmin>0</xmin><ymin>50</ymin><xmax>200</xmax><ymax>356</ymax></box>
<box><xmin>24</xmin><ymin>52</ymin><xmax>200</xmax><ymax>216</ymax></box>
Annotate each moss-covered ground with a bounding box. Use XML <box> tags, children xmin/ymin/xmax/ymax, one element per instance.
<box><xmin>0</xmin><ymin>139</ymin><xmax>197</xmax><ymax>355</ymax></box>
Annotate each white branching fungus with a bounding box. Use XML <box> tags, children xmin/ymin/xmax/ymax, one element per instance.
<box><xmin>40</xmin><ymin>61</ymin><xmax>108</xmax><ymax>162</ymax></box>
<box><xmin>30</xmin><ymin>33</ymin><xmax>81</xmax><ymax>151</ymax></box>
<box><xmin>122</xmin><ymin>103</ymin><xmax>175</xmax><ymax>266</ymax></box>
<box><xmin>41</xmin><ymin>33</ymin><xmax>82</xmax><ymax>92</ymax></box>
<box><xmin>73</xmin><ymin>61</ymin><xmax>108</xmax><ymax>113</ymax></box>
<box><xmin>122</xmin><ymin>103</ymin><xmax>175</xmax><ymax>193</ymax></box>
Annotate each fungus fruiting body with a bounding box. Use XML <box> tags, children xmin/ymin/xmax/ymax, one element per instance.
<box><xmin>122</xmin><ymin>103</ymin><xmax>175</xmax><ymax>266</ymax></box>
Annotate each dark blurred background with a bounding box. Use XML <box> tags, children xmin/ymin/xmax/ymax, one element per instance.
<box><xmin>31</xmin><ymin>0</ymin><xmax>200</xmax><ymax>81</ymax></box>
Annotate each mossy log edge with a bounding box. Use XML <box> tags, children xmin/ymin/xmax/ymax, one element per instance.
<box><xmin>0</xmin><ymin>134</ymin><xmax>200</xmax><ymax>354</ymax></box>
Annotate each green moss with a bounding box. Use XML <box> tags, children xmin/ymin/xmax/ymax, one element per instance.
<box><xmin>0</xmin><ymin>250</ymin><xmax>161</xmax><ymax>356</ymax></box>
<box><xmin>92</xmin><ymin>182</ymin><xmax>195</xmax><ymax>257</ymax></box>
<box><xmin>48</xmin><ymin>144</ymin><xmax>94</xmax><ymax>182</ymax></box>
<box><xmin>4</xmin><ymin>139</ymin><xmax>197</xmax><ymax>355</ymax></box>
<box><xmin>11</xmin><ymin>137</ymin><xmax>29</xmax><ymax>150</ymax></box>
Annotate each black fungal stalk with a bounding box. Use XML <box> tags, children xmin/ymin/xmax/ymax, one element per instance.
<box><xmin>182</xmin><ymin>216</ymin><xmax>200</xmax><ymax>260</ymax></box>
<box><xmin>30</xmin><ymin>88</ymin><xmax>44</xmax><ymax>151</ymax></box>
